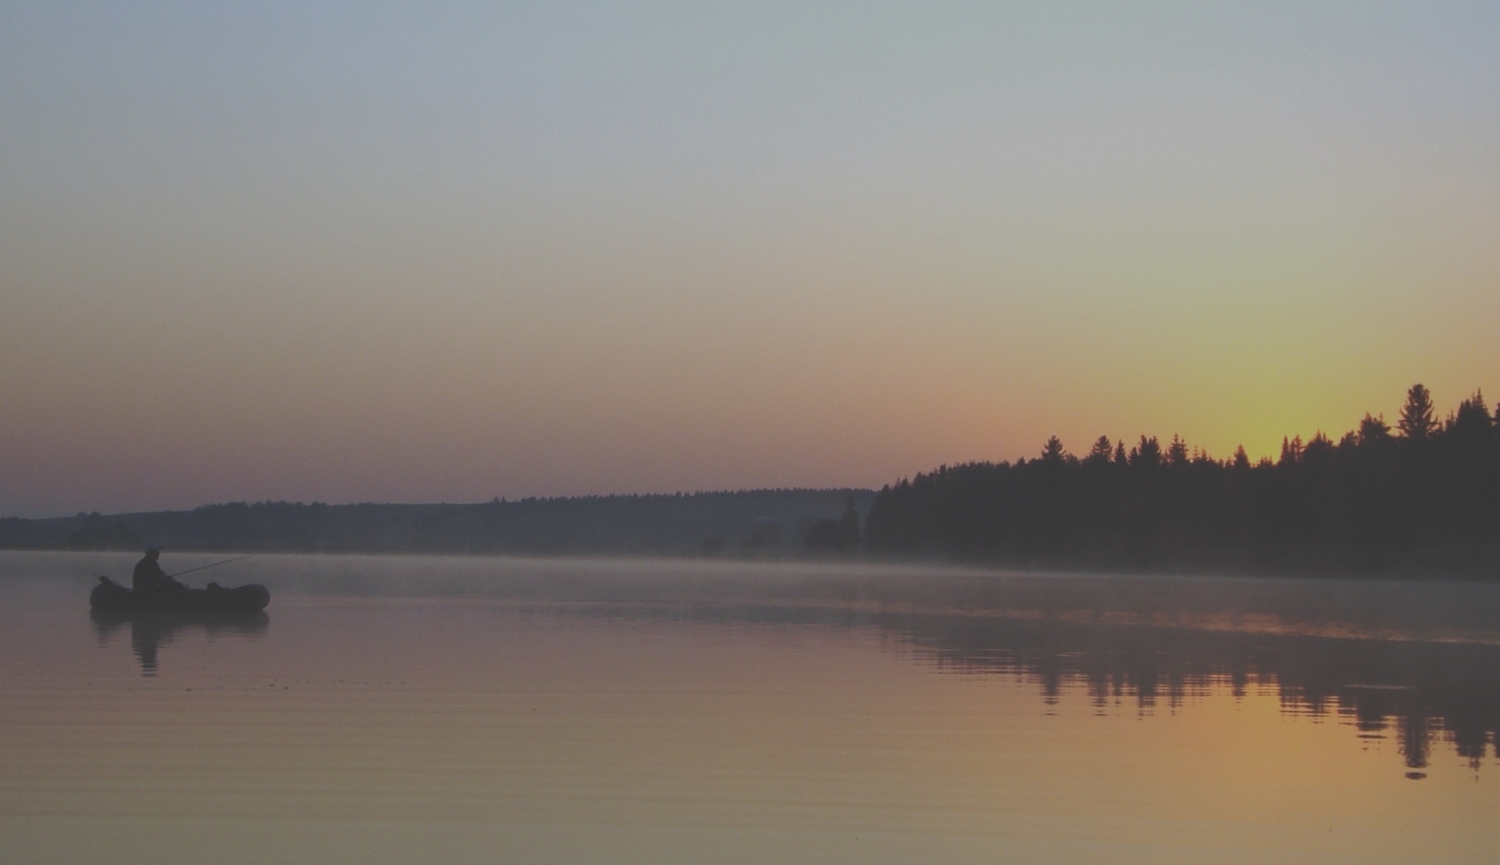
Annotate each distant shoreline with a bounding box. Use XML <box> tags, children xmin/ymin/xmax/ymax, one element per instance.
<box><xmin>0</xmin><ymin>489</ymin><xmax>876</xmax><ymax>560</ymax></box>
<box><xmin>6</xmin><ymin>386</ymin><xmax>1497</xmax><ymax>582</ymax></box>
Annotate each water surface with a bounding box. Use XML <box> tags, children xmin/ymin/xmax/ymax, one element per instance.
<box><xmin>3</xmin><ymin>552</ymin><xmax>1498</xmax><ymax>864</ymax></box>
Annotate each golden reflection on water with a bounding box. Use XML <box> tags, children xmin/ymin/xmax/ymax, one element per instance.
<box><xmin>1</xmin><ymin>554</ymin><xmax>1498</xmax><ymax>864</ymax></box>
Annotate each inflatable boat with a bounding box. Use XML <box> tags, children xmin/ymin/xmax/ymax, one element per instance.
<box><xmin>90</xmin><ymin>576</ymin><xmax>271</xmax><ymax>613</ymax></box>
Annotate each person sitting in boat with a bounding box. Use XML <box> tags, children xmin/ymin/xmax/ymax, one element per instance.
<box><xmin>132</xmin><ymin>546</ymin><xmax>184</xmax><ymax>594</ymax></box>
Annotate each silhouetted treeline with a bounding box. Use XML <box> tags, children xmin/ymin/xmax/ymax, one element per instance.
<box><xmin>866</xmin><ymin>385</ymin><xmax>1500</xmax><ymax>578</ymax></box>
<box><xmin>803</xmin><ymin>497</ymin><xmax>862</xmax><ymax>554</ymax></box>
<box><xmin>65</xmin><ymin>512</ymin><xmax>142</xmax><ymax>550</ymax></box>
<box><xmin>0</xmin><ymin>490</ymin><xmax>874</xmax><ymax>558</ymax></box>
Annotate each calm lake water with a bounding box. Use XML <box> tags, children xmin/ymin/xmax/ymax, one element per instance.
<box><xmin>3</xmin><ymin>552</ymin><xmax>1498</xmax><ymax>864</ymax></box>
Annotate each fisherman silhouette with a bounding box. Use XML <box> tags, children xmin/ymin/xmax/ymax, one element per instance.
<box><xmin>132</xmin><ymin>546</ymin><xmax>184</xmax><ymax>594</ymax></box>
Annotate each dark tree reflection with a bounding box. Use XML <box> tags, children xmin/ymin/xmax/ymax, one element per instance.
<box><xmin>884</xmin><ymin>613</ymin><xmax>1500</xmax><ymax>771</ymax></box>
<box><xmin>559</xmin><ymin>596</ymin><xmax>1500</xmax><ymax>773</ymax></box>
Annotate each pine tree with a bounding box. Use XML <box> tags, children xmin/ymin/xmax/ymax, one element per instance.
<box><xmin>1130</xmin><ymin>436</ymin><xmax>1161</xmax><ymax>468</ymax></box>
<box><xmin>1167</xmin><ymin>435</ymin><xmax>1189</xmax><ymax>466</ymax></box>
<box><xmin>1358</xmin><ymin>413</ymin><xmax>1392</xmax><ymax>446</ymax></box>
<box><xmin>1450</xmin><ymin>390</ymin><xmax>1492</xmax><ymax>435</ymax></box>
<box><xmin>1398</xmin><ymin>383</ymin><xmax>1437</xmax><ymax>441</ymax></box>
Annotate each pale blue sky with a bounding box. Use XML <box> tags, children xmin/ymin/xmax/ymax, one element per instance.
<box><xmin>3</xmin><ymin>3</ymin><xmax>1498</xmax><ymax>516</ymax></box>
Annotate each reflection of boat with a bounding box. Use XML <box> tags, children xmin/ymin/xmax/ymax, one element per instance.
<box><xmin>90</xmin><ymin>605</ymin><xmax>270</xmax><ymax>676</ymax></box>
<box><xmin>90</xmin><ymin>576</ymin><xmax>271</xmax><ymax>613</ymax></box>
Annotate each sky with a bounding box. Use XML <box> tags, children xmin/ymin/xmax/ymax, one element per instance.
<box><xmin>2</xmin><ymin>2</ymin><xmax>1498</xmax><ymax>518</ymax></box>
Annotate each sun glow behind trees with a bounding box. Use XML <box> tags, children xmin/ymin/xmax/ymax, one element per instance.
<box><xmin>866</xmin><ymin>386</ymin><xmax>1500</xmax><ymax>575</ymax></box>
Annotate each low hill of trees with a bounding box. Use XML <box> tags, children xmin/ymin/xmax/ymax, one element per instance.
<box><xmin>0</xmin><ymin>489</ymin><xmax>874</xmax><ymax>558</ymax></box>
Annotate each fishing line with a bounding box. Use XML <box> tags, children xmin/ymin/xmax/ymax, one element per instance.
<box><xmin>167</xmin><ymin>553</ymin><xmax>261</xmax><ymax>579</ymax></box>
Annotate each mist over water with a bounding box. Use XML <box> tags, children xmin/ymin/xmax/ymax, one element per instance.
<box><xmin>3</xmin><ymin>552</ymin><xmax>1498</xmax><ymax>863</ymax></box>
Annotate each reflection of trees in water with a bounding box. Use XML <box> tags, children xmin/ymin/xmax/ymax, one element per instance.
<box><xmin>567</xmin><ymin>601</ymin><xmax>1497</xmax><ymax>771</ymax></box>
<box><xmin>90</xmin><ymin>609</ymin><xmax>269</xmax><ymax>677</ymax></box>
<box><xmin>558</xmin><ymin>599</ymin><xmax>1500</xmax><ymax>771</ymax></box>
<box><xmin>888</xmin><ymin>613</ymin><xmax>1500</xmax><ymax>770</ymax></box>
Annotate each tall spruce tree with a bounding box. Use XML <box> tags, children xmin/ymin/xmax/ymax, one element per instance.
<box><xmin>1398</xmin><ymin>383</ymin><xmax>1437</xmax><ymax>441</ymax></box>
<box><xmin>1085</xmin><ymin>436</ymin><xmax>1114</xmax><ymax>465</ymax></box>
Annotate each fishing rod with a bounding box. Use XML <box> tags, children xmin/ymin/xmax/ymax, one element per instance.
<box><xmin>168</xmin><ymin>553</ymin><xmax>261</xmax><ymax>579</ymax></box>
